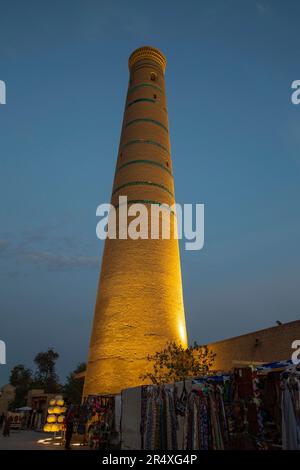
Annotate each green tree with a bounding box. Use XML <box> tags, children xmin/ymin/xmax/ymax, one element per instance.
<box><xmin>63</xmin><ymin>362</ymin><xmax>86</xmax><ymax>404</ymax></box>
<box><xmin>140</xmin><ymin>342</ymin><xmax>216</xmax><ymax>385</ymax></box>
<box><xmin>9</xmin><ymin>364</ymin><xmax>33</xmax><ymax>409</ymax></box>
<box><xmin>33</xmin><ymin>348</ymin><xmax>60</xmax><ymax>393</ymax></box>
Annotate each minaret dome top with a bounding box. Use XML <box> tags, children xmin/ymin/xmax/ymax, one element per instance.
<box><xmin>128</xmin><ymin>46</ymin><xmax>167</xmax><ymax>73</ymax></box>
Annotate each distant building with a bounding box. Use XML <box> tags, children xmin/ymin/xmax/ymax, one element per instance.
<box><xmin>26</xmin><ymin>389</ymin><xmax>57</xmax><ymax>430</ymax></box>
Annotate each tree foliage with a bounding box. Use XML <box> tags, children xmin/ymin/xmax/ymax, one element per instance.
<box><xmin>8</xmin><ymin>349</ymin><xmax>89</xmax><ymax>410</ymax></box>
<box><xmin>9</xmin><ymin>364</ymin><xmax>33</xmax><ymax>409</ymax></box>
<box><xmin>33</xmin><ymin>348</ymin><xmax>60</xmax><ymax>393</ymax></box>
<box><xmin>140</xmin><ymin>342</ymin><xmax>216</xmax><ymax>385</ymax></box>
<box><xmin>62</xmin><ymin>362</ymin><xmax>86</xmax><ymax>404</ymax></box>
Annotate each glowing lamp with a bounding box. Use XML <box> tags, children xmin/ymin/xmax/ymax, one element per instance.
<box><xmin>51</xmin><ymin>423</ymin><xmax>60</xmax><ymax>432</ymax></box>
<box><xmin>47</xmin><ymin>415</ymin><xmax>57</xmax><ymax>423</ymax></box>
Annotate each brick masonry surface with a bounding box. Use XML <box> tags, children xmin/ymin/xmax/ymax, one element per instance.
<box><xmin>207</xmin><ymin>320</ymin><xmax>300</xmax><ymax>370</ymax></box>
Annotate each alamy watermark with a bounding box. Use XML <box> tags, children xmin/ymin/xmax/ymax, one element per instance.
<box><xmin>0</xmin><ymin>340</ymin><xmax>6</xmax><ymax>365</ymax></box>
<box><xmin>291</xmin><ymin>340</ymin><xmax>300</xmax><ymax>365</ymax></box>
<box><xmin>96</xmin><ymin>196</ymin><xmax>204</xmax><ymax>251</ymax></box>
<box><xmin>0</xmin><ymin>80</ymin><xmax>6</xmax><ymax>105</ymax></box>
<box><xmin>291</xmin><ymin>80</ymin><xmax>300</xmax><ymax>105</ymax></box>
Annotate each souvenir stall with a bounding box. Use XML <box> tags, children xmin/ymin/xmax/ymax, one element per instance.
<box><xmin>281</xmin><ymin>367</ymin><xmax>300</xmax><ymax>449</ymax></box>
<box><xmin>121</xmin><ymin>380</ymin><xmax>193</xmax><ymax>450</ymax></box>
<box><xmin>184</xmin><ymin>375</ymin><xmax>232</xmax><ymax>450</ymax></box>
<box><xmin>137</xmin><ymin>376</ymin><xmax>234</xmax><ymax>450</ymax></box>
<box><xmin>75</xmin><ymin>395</ymin><xmax>121</xmax><ymax>449</ymax></box>
<box><xmin>255</xmin><ymin>360</ymin><xmax>300</xmax><ymax>450</ymax></box>
<box><xmin>120</xmin><ymin>361</ymin><xmax>300</xmax><ymax>450</ymax></box>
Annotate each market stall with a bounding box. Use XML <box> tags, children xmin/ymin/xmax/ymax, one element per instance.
<box><xmin>74</xmin><ymin>394</ymin><xmax>121</xmax><ymax>449</ymax></box>
<box><xmin>120</xmin><ymin>361</ymin><xmax>300</xmax><ymax>450</ymax></box>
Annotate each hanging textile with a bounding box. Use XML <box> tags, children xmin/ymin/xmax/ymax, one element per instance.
<box><xmin>281</xmin><ymin>371</ymin><xmax>300</xmax><ymax>450</ymax></box>
<box><xmin>184</xmin><ymin>382</ymin><xmax>228</xmax><ymax>450</ymax></box>
<box><xmin>133</xmin><ymin>362</ymin><xmax>300</xmax><ymax>450</ymax></box>
<box><xmin>141</xmin><ymin>386</ymin><xmax>178</xmax><ymax>450</ymax></box>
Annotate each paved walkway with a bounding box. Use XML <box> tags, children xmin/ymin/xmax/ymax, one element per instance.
<box><xmin>0</xmin><ymin>430</ymin><xmax>73</xmax><ymax>450</ymax></box>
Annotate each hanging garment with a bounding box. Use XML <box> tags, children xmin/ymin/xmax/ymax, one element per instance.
<box><xmin>282</xmin><ymin>380</ymin><xmax>300</xmax><ymax>450</ymax></box>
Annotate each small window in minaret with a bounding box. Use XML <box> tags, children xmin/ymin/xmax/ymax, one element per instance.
<box><xmin>153</xmin><ymin>94</ymin><xmax>157</xmax><ymax>100</ymax></box>
<box><xmin>165</xmin><ymin>161</ymin><xmax>169</xmax><ymax>167</ymax></box>
<box><xmin>150</xmin><ymin>72</ymin><xmax>157</xmax><ymax>81</ymax></box>
<box><xmin>119</xmin><ymin>152</ymin><xmax>123</xmax><ymax>159</ymax></box>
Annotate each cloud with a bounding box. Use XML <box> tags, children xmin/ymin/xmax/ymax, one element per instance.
<box><xmin>0</xmin><ymin>226</ymin><xmax>100</xmax><ymax>271</ymax></box>
<box><xmin>24</xmin><ymin>251</ymin><xmax>99</xmax><ymax>270</ymax></box>
<box><xmin>6</xmin><ymin>271</ymin><xmax>20</xmax><ymax>279</ymax></box>
<box><xmin>256</xmin><ymin>2</ymin><xmax>270</xmax><ymax>15</ymax></box>
<box><xmin>19</xmin><ymin>224</ymin><xmax>73</xmax><ymax>249</ymax></box>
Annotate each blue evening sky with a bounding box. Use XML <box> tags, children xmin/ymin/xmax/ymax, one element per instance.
<box><xmin>1</xmin><ymin>0</ymin><xmax>300</xmax><ymax>384</ymax></box>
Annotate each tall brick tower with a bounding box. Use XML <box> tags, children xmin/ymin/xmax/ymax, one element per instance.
<box><xmin>84</xmin><ymin>46</ymin><xmax>188</xmax><ymax>396</ymax></box>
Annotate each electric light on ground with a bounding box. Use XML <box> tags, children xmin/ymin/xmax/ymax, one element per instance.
<box><xmin>38</xmin><ymin>437</ymin><xmax>80</xmax><ymax>447</ymax></box>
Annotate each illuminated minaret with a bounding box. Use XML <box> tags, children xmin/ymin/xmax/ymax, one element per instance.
<box><xmin>84</xmin><ymin>46</ymin><xmax>188</xmax><ymax>395</ymax></box>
